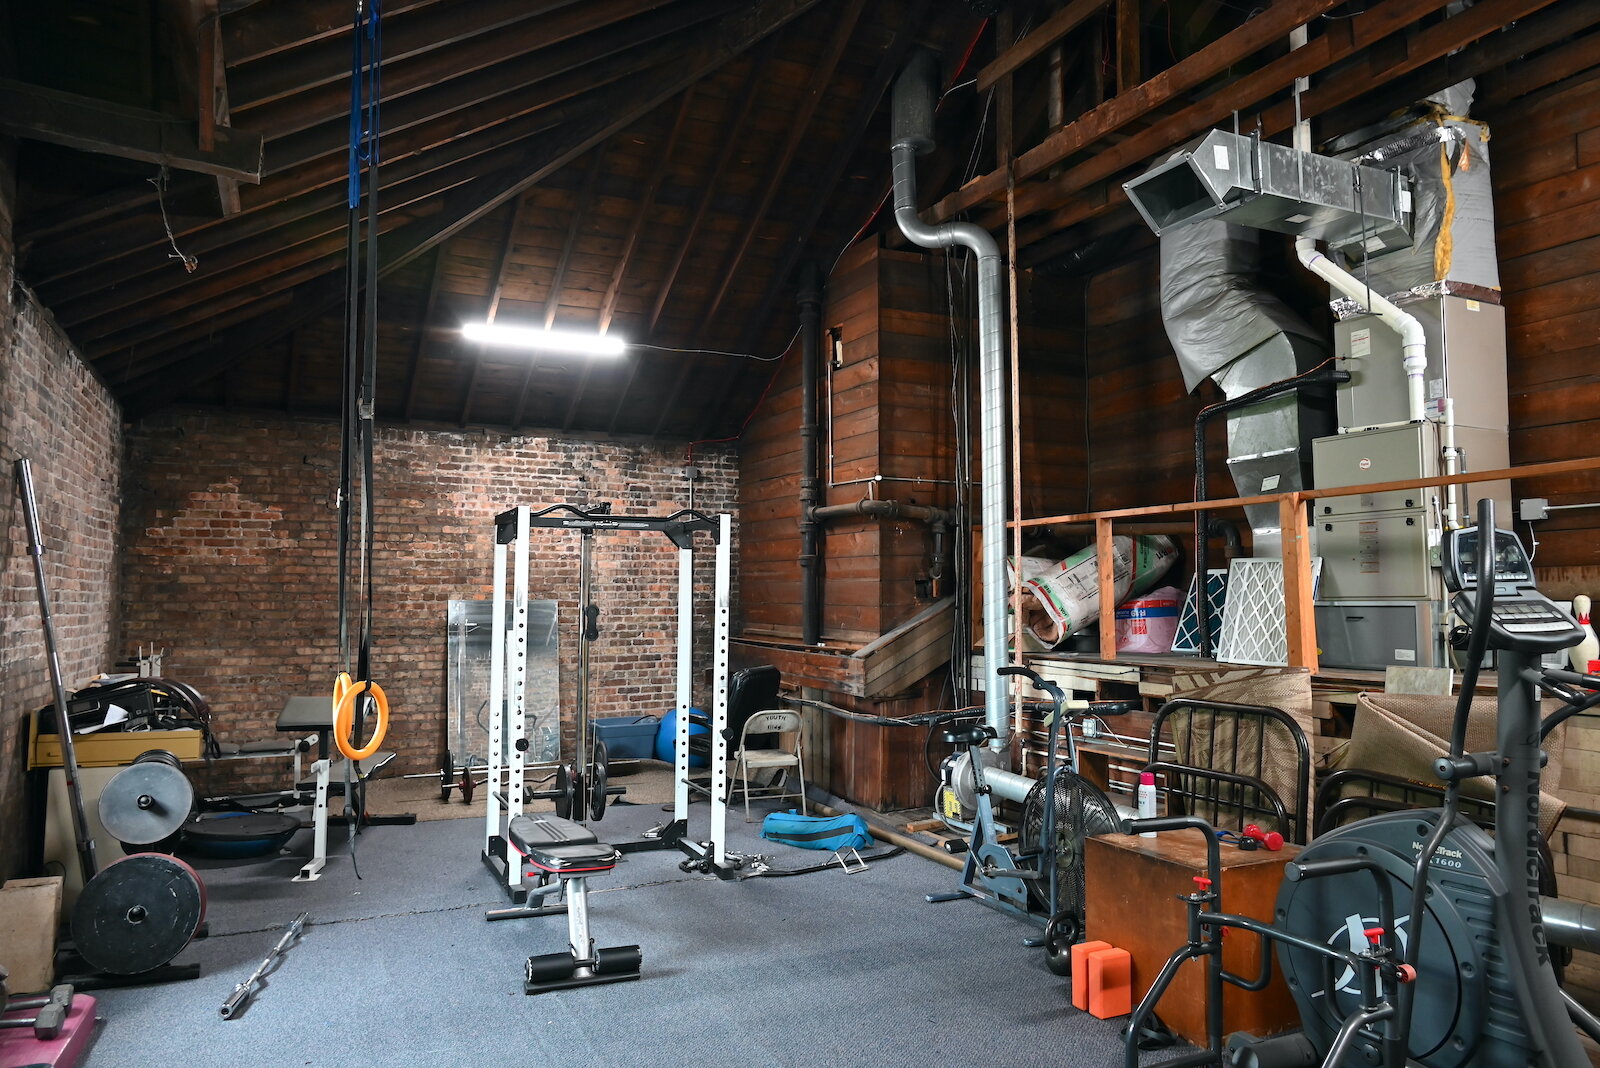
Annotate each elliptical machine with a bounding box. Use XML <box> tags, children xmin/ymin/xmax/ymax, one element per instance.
<box><xmin>1217</xmin><ymin>499</ymin><xmax>1597</xmax><ymax>1066</ymax></box>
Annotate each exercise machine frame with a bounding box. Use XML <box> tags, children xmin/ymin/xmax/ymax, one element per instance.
<box><xmin>482</xmin><ymin>504</ymin><xmax>735</xmax><ymax>901</ymax></box>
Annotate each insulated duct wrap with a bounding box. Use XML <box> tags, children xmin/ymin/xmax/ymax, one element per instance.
<box><xmin>1161</xmin><ymin>221</ymin><xmax>1324</xmax><ymax>392</ymax></box>
<box><xmin>1331</xmin><ymin>82</ymin><xmax>1499</xmax><ymax>298</ymax></box>
<box><xmin>1160</xmin><ymin>222</ymin><xmax>1328</xmax><ymax>535</ymax></box>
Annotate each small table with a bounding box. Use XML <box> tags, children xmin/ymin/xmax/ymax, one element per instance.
<box><xmin>1085</xmin><ymin>830</ymin><xmax>1302</xmax><ymax>1046</ymax></box>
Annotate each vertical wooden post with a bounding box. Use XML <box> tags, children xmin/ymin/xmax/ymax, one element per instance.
<box><xmin>1116</xmin><ymin>0</ymin><xmax>1142</xmax><ymax>94</ymax></box>
<box><xmin>1279</xmin><ymin>494</ymin><xmax>1318</xmax><ymax>672</ymax></box>
<box><xmin>1097</xmin><ymin>517</ymin><xmax>1118</xmax><ymax>660</ymax></box>
<box><xmin>1001</xmin><ymin>7</ymin><xmax>1025</xmax><ymax>741</ymax></box>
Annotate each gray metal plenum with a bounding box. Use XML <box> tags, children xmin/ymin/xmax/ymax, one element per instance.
<box><xmin>1159</xmin><ymin>221</ymin><xmax>1326</xmax><ymax>539</ymax></box>
<box><xmin>1125</xmin><ymin>130</ymin><xmax>1413</xmax><ymax>259</ymax></box>
<box><xmin>890</xmin><ymin>54</ymin><xmax>1008</xmax><ymax>746</ymax></box>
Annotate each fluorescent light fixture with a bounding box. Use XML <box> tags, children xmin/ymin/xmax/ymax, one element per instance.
<box><xmin>462</xmin><ymin>322</ymin><xmax>625</xmax><ymax>356</ymax></box>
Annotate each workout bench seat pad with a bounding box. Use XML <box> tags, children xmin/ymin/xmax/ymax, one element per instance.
<box><xmin>509</xmin><ymin>814</ymin><xmax>618</xmax><ymax>875</ymax></box>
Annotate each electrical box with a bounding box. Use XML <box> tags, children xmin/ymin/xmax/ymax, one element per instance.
<box><xmin>1334</xmin><ymin>296</ymin><xmax>1508</xmax><ymax>433</ymax></box>
<box><xmin>1314</xmin><ymin>601</ymin><xmax>1441</xmax><ymax>670</ymax></box>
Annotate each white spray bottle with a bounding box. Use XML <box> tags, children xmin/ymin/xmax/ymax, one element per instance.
<box><xmin>1137</xmin><ymin>771</ymin><xmax>1158</xmax><ymax>838</ymax></box>
<box><xmin>1570</xmin><ymin>594</ymin><xmax>1600</xmax><ymax>674</ymax></box>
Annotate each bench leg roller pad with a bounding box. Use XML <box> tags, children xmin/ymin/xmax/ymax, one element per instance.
<box><xmin>525</xmin><ymin>944</ymin><xmax>641</xmax><ymax>993</ymax></box>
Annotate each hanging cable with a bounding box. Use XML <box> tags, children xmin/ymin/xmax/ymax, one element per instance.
<box><xmin>148</xmin><ymin>166</ymin><xmax>198</xmax><ymax>273</ymax></box>
<box><xmin>333</xmin><ymin>1</ymin><xmax>389</xmax><ymax>851</ymax></box>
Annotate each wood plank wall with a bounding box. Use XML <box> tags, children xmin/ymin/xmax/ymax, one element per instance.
<box><xmin>1491</xmin><ymin>64</ymin><xmax>1600</xmax><ymax>568</ymax></box>
<box><xmin>1482</xmin><ymin>60</ymin><xmax>1600</xmax><ymax>1016</ymax></box>
<box><xmin>737</xmin><ymin>238</ymin><xmax>1085</xmax><ymax>808</ymax></box>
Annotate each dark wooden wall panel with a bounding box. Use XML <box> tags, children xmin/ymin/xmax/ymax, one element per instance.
<box><xmin>1492</xmin><ymin>65</ymin><xmax>1600</xmax><ymax>568</ymax></box>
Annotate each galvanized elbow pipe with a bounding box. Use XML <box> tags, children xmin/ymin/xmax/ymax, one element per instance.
<box><xmin>889</xmin><ymin>138</ymin><xmax>1007</xmax><ymax>746</ymax></box>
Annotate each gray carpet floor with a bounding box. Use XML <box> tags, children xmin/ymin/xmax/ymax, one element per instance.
<box><xmin>79</xmin><ymin>798</ymin><xmax>1185</xmax><ymax>1067</ymax></box>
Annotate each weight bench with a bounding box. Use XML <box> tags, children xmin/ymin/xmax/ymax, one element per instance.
<box><xmin>277</xmin><ymin>696</ymin><xmax>397</xmax><ymax>882</ymax></box>
<box><xmin>507</xmin><ymin>813</ymin><xmax>641</xmax><ymax>994</ymax></box>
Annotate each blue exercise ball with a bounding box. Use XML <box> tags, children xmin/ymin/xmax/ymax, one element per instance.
<box><xmin>655</xmin><ymin>707</ymin><xmax>709</xmax><ymax>766</ymax></box>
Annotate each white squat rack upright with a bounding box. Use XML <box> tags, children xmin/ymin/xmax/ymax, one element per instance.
<box><xmin>481</xmin><ymin>503</ymin><xmax>736</xmax><ymax>900</ymax></box>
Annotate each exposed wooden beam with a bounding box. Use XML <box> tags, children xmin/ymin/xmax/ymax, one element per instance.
<box><xmin>975</xmin><ymin>0</ymin><xmax>1106</xmax><ymax>93</ymax></box>
<box><xmin>1115</xmin><ymin>0</ymin><xmax>1141</xmax><ymax>94</ymax></box>
<box><xmin>931</xmin><ymin>0</ymin><xmax>1352</xmax><ymax>224</ymax></box>
<box><xmin>234</xmin><ymin>0</ymin><xmax>676</xmax><ymax>138</ymax></box>
<box><xmin>461</xmin><ymin>199</ymin><xmax>527</xmax><ymax>426</ymax></box>
<box><xmin>259</xmin><ymin>2</ymin><xmax>735</xmax><ymax>176</ymax></box>
<box><xmin>544</xmin><ymin>151</ymin><xmax>606</xmax><ymax>331</ymax></box>
<box><xmin>231</xmin><ymin>0</ymin><xmax>584</xmax><ymax>112</ymax></box>
<box><xmin>599</xmin><ymin>89</ymin><xmax>695</xmax><ymax>335</ymax></box>
<box><xmin>118</xmin><ymin>0</ymin><xmax>827</xmax><ymax>413</ymax></box>
<box><xmin>732</xmin><ymin>20</ymin><xmax>919</xmax><ymax>355</ymax></box>
<box><xmin>223</xmin><ymin>0</ymin><xmax>454</xmax><ymax>67</ymax></box>
<box><xmin>1478</xmin><ymin>23</ymin><xmax>1600</xmax><ymax>104</ymax></box>
<box><xmin>691</xmin><ymin>0</ymin><xmax>880</xmax><ymax>437</ymax></box>
<box><xmin>592</xmin><ymin>90</ymin><xmax>695</xmax><ymax>433</ymax></box>
<box><xmin>644</xmin><ymin>44</ymin><xmax>771</xmax><ymax>340</ymax></box>
<box><xmin>404</xmin><ymin>249</ymin><xmax>448</xmax><ymax>422</ymax></box>
<box><xmin>1318</xmin><ymin>1</ymin><xmax>1600</xmax><ymax>133</ymax></box>
<box><xmin>695</xmin><ymin>0</ymin><xmax>867</xmax><ymax>346</ymax></box>
<box><xmin>1017</xmin><ymin>0</ymin><xmax>1564</xmax><ymax>243</ymax></box>
<box><xmin>0</xmin><ymin>78</ymin><xmax>263</xmax><ymax>182</ymax></box>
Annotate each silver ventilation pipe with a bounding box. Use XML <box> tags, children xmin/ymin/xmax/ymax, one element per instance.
<box><xmin>890</xmin><ymin>50</ymin><xmax>1009</xmax><ymax>747</ymax></box>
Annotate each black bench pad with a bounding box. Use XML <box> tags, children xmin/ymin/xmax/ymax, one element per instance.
<box><xmin>509</xmin><ymin>814</ymin><xmax>618</xmax><ymax>875</ymax></box>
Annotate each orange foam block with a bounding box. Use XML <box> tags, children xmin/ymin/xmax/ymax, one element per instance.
<box><xmin>1070</xmin><ymin>940</ymin><xmax>1112</xmax><ymax>1010</ymax></box>
<box><xmin>1087</xmin><ymin>947</ymin><xmax>1133</xmax><ymax>1020</ymax></box>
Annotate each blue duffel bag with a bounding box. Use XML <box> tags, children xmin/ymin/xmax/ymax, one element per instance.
<box><xmin>760</xmin><ymin>809</ymin><xmax>873</xmax><ymax>851</ymax></box>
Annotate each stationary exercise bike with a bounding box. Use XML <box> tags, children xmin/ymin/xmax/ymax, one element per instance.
<box><xmin>1130</xmin><ymin>499</ymin><xmax>1599</xmax><ymax>1067</ymax></box>
<box><xmin>930</xmin><ymin>665</ymin><xmax>1130</xmax><ymax>973</ymax></box>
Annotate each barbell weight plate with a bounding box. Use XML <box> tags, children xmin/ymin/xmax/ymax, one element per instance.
<box><xmin>440</xmin><ymin>753</ymin><xmax>453</xmax><ymax>803</ymax></box>
<box><xmin>589</xmin><ymin>743</ymin><xmax>609</xmax><ymax>822</ymax></box>
<box><xmin>98</xmin><ymin>754</ymin><xmax>195</xmax><ymax>846</ymax></box>
<box><xmin>553</xmin><ymin>764</ymin><xmax>573</xmax><ymax>820</ymax></box>
<box><xmin>71</xmin><ymin>853</ymin><xmax>205</xmax><ymax>975</ymax></box>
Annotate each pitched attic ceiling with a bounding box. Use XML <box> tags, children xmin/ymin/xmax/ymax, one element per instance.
<box><xmin>9</xmin><ymin>0</ymin><xmax>1593</xmax><ymax>441</ymax></box>
<box><xmin>6</xmin><ymin>0</ymin><xmax>982</xmax><ymax>439</ymax></box>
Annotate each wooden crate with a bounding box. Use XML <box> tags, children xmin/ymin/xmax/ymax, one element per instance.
<box><xmin>1085</xmin><ymin>831</ymin><xmax>1301</xmax><ymax>1046</ymax></box>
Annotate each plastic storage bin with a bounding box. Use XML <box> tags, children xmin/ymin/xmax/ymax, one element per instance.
<box><xmin>591</xmin><ymin>715</ymin><xmax>661</xmax><ymax>760</ymax></box>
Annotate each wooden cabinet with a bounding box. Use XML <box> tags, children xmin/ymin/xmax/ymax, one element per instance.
<box><xmin>1085</xmin><ymin>830</ymin><xmax>1302</xmax><ymax>1047</ymax></box>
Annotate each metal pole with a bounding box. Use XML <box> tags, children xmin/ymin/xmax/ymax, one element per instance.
<box><xmin>15</xmin><ymin>458</ymin><xmax>98</xmax><ymax>883</ymax></box>
<box><xmin>576</xmin><ymin>529</ymin><xmax>593</xmax><ymax>806</ymax></box>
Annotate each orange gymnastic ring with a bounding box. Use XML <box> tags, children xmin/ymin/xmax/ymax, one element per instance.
<box><xmin>332</xmin><ymin>671</ymin><xmax>353</xmax><ymax>709</ymax></box>
<box><xmin>333</xmin><ymin>680</ymin><xmax>389</xmax><ymax>761</ymax></box>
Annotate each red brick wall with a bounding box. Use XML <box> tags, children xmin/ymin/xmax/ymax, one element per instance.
<box><xmin>120</xmin><ymin>410</ymin><xmax>737</xmax><ymax>793</ymax></box>
<box><xmin>0</xmin><ymin>145</ymin><xmax>126</xmax><ymax>880</ymax></box>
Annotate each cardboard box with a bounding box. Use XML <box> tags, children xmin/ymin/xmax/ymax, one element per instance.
<box><xmin>0</xmin><ymin>877</ymin><xmax>63</xmax><ymax>992</ymax></box>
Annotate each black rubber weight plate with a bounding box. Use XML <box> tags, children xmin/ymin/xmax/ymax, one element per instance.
<box><xmin>98</xmin><ymin>759</ymin><xmax>194</xmax><ymax>845</ymax></box>
<box><xmin>71</xmin><ymin>853</ymin><xmax>205</xmax><ymax>975</ymax></box>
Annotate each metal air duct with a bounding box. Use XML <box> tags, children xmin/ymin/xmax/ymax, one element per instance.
<box><xmin>891</xmin><ymin>50</ymin><xmax>1009</xmax><ymax>747</ymax></box>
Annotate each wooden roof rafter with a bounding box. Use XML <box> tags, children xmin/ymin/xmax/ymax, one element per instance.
<box><xmin>460</xmin><ymin>198</ymin><xmax>526</xmax><ymax>427</ymax></box>
<box><xmin>693</xmin><ymin>0</ymin><xmax>868</xmax><ymax>345</ymax></box>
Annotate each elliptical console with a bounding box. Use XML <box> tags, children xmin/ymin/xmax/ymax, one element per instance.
<box><xmin>1440</xmin><ymin>524</ymin><xmax>1585</xmax><ymax>651</ymax></box>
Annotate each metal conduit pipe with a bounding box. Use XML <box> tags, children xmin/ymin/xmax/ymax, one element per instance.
<box><xmin>809</xmin><ymin>499</ymin><xmax>958</xmax><ymax>595</ymax></box>
<box><xmin>798</xmin><ymin>266</ymin><xmax>824</xmax><ymax>646</ymax></box>
<box><xmin>891</xmin><ymin>50</ymin><xmax>1009</xmax><ymax>748</ymax></box>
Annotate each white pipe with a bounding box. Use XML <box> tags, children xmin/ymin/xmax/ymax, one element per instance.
<box><xmin>1295</xmin><ymin>235</ymin><xmax>1428</xmax><ymax>422</ymax></box>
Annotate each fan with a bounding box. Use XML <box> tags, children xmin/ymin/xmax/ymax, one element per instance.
<box><xmin>1022</xmin><ymin>770</ymin><xmax>1122</xmax><ymax>975</ymax></box>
